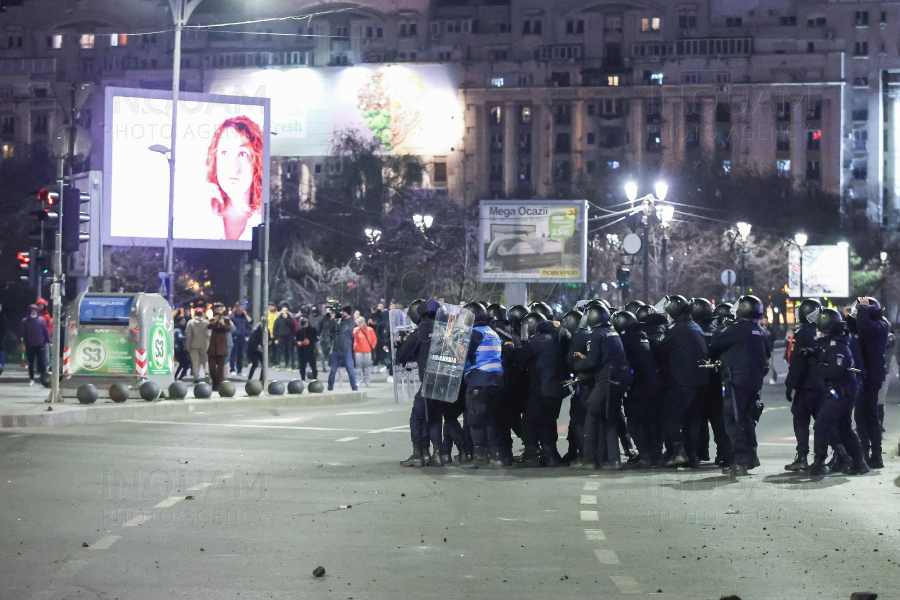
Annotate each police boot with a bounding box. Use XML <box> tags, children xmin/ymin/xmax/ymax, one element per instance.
<box><xmin>867</xmin><ymin>448</ymin><xmax>884</xmax><ymax>469</ymax></box>
<box><xmin>749</xmin><ymin>450</ymin><xmax>760</xmax><ymax>470</ymax></box>
<box><xmin>427</xmin><ymin>451</ymin><xmax>445</xmax><ymax>467</ymax></box>
<box><xmin>784</xmin><ymin>454</ymin><xmax>809</xmax><ymax>472</ymax></box>
<box><xmin>831</xmin><ymin>445</ymin><xmax>852</xmax><ymax>473</ymax></box>
<box><xmin>624</xmin><ymin>456</ymin><xmax>652</xmax><ymax>470</ymax></box>
<box><xmin>489</xmin><ymin>448</ymin><xmax>510</xmax><ymax>468</ymax></box>
<box><xmin>686</xmin><ymin>452</ymin><xmax>701</xmax><ymax>470</ymax></box>
<box><xmin>843</xmin><ymin>447</ymin><xmax>871</xmax><ymax>476</ymax></box>
<box><xmin>440</xmin><ymin>453</ymin><xmax>453</xmax><ymax>466</ymax></box>
<box><xmin>400</xmin><ymin>447</ymin><xmax>426</xmax><ymax>468</ymax></box>
<box><xmin>661</xmin><ymin>444</ymin><xmax>690</xmax><ymax>468</ymax></box>
<box><xmin>808</xmin><ymin>454</ymin><xmax>830</xmax><ymax>476</ymax></box>
<box><xmin>728</xmin><ymin>462</ymin><xmax>749</xmax><ymax>477</ymax></box>
<box><xmin>516</xmin><ymin>446</ymin><xmax>541</xmax><ymax>468</ymax></box>
<box><xmin>540</xmin><ymin>448</ymin><xmax>561</xmax><ymax>468</ymax></box>
<box><xmin>461</xmin><ymin>448</ymin><xmax>489</xmax><ymax>469</ymax></box>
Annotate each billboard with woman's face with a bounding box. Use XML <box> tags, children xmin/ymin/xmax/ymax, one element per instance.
<box><xmin>103</xmin><ymin>88</ymin><xmax>270</xmax><ymax>249</ymax></box>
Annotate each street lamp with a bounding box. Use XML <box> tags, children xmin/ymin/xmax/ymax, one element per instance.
<box><xmin>626</xmin><ymin>181</ymin><xmax>670</xmax><ymax>301</ymax></box>
<box><xmin>413</xmin><ymin>213</ymin><xmax>434</xmax><ymax>233</ymax></box>
<box><xmin>365</xmin><ymin>227</ymin><xmax>382</xmax><ymax>245</ymax></box>
<box><xmin>794</xmin><ymin>231</ymin><xmax>808</xmax><ymax>298</ymax></box>
<box><xmin>736</xmin><ymin>222</ymin><xmax>752</xmax><ymax>296</ymax></box>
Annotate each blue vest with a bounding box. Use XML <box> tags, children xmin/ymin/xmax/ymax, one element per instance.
<box><xmin>466</xmin><ymin>326</ymin><xmax>504</xmax><ymax>374</ymax></box>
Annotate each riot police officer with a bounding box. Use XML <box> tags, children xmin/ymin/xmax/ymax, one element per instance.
<box><xmin>574</xmin><ymin>304</ymin><xmax>632</xmax><ymax>469</ymax></box>
<box><xmin>658</xmin><ymin>295</ymin><xmax>708</xmax><ymax>468</ymax></box>
<box><xmin>853</xmin><ymin>297</ymin><xmax>888</xmax><ymax>468</ymax></box>
<box><xmin>690</xmin><ymin>298</ymin><xmax>732</xmax><ymax>466</ymax></box>
<box><xmin>560</xmin><ymin>309</ymin><xmax>584</xmax><ymax>462</ymax></box>
<box><xmin>614</xmin><ymin>310</ymin><xmax>662</xmax><ymax>468</ymax></box>
<box><xmin>784</xmin><ymin>298</ymin><xmax>823</xmax><ymax>471</ymax></box>
<box><xmin>709</xmin><ymin>295</ymin><xmax>772</xmax><ymax>476</ymax></box>
<box><xmin>485</xmin><ymin>303</ymin><xmax>522</xmax><ymax>466</ymax></box>
<box><xmin>461</xmin><ymin>303</ymin><xmax>506</xmax><ymax>468</ymax></box>
<box><xmin>515</xmin><ymin>320</ymin><xmax>567</xmax><ymax>467</ymax></box>
<box><xmin>807</xmin><ymin>308</ymin><xmax>869</xmax><ymax>476</ymax></box>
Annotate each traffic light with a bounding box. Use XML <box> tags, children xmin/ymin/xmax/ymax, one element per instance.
<box><xmin>616</xmin><ymin>266</ymin><xmax>631</xmax><ymax>286</ymax></box>
<box><xmin>62</xmin><ymin>185</ymin><xmax>90</xmax><ymax>252</ymax></box>
<box><xmin>30</xmin><ymin>188</ymin><xmax>59</xmax><ymax>254</ymax></box>
<box><xmin>250</xmin><ymin>224</ymin><xmax>265</xmax><ymax>261</ymax></box>
<box><xmin>18</xmin><ymin>250</ymin><xmax>33</xmax><ymax>283</ymax></box>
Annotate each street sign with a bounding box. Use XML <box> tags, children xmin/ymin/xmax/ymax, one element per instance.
<box><xmin>721</xmin><ymin>269</ymin><xmax>737</xmax><ymax>286</ymax></box>
<box><xmin>622</xmin><ymin>233</ymin><xmax>642</xmax><ymax>255</ymax></box>
<box><xmin>52</xmin><ymin>82</ymin><xmax>93</xmax><ymax>115</ymax></box>
<box><xmin>50</xmin><ymin>125</ymin><xmax>91</xmax><ymax>160</ymax></box>
<box><xmin>158</xmin><ymin>272</ymin><xmax>172</xmax><ymax>303</ymax></box>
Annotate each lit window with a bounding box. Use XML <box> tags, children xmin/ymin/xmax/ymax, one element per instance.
<box><xmin>607</xmin><ymin>75</ymin><xmax>619</xmax><ymax>86</ymax></box>
<box><xmin>641</xmin><ymin>18</ymin><xmax>650</xmax><ymax>31</ymax></box>
<box><xmin>722</xmin><ymin>160</ymin><xmax>732</xmax><ymax>174</ymax></box>
<box><xmin>80</xmin><ymin>34</ymin><xmax>95</xmax><ymax>49</ymax></box>
<box><xmin>607</xmin><ymin>161</ymin><xmax>620</xmax><ymax>169</ymax></box>
<box><xmin>519</xmin><ymin>106</ymin><xmax>532</xmax><ymax>124</ymax></box>
<box><xmin>776</xmin><ymin>159</ymin><xmax>791</xmax><ymax>178</ymax></box>
<box><xmin>51</xmin><ymin>34</ymin><xmax>63</xmax><ymax>49</ymax></box>
<box><xmin>652</xmin><ymin>18</ymin><xmax>660</xmax><ymax>30</ymax></box>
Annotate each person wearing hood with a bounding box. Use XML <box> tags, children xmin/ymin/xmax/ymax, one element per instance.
<box><xmin>708</xmin><ymin>295</ymin><xmax>772</xmax><ymax>476</ymax></box>
<box><xmin>515</xmin><ymin>319</ymin><xmax>567</xmax><ymax>467</ymax></box>
<box><xmin>18</xmin><ymin>304</ymin><xmax>50</xmax><ymax>385</ymax></box>
<box><xmin>852</xmin><ymin>297</ymin><xmax>888</xmax><ymax>469</ymax></box>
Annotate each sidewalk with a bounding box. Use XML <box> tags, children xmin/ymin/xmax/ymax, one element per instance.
<box><xmin>0</xmin><ymin>364</ymin><xmax>373</xmax><ymax>429</ymax></box>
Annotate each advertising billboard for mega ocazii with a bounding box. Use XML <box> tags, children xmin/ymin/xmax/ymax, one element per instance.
<box><xmin>205</xmin><ymin>64</ymin><xmax>463</xmax><ymax>157</ymax></box>
<box><xmin>479</xmin><ymin>200</ymin><xmax>588</xmax><ymax>283</ymax></box>
<box><xmin>103</xmin><ymin>87</ymin><xmax>271</xmax><ymax>250</ymax></box>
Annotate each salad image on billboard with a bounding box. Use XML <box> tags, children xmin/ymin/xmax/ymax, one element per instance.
<box><xmin>479</xmin><ymin>201</ymin><xmax>588</xmax><ymax>283</ymax></box>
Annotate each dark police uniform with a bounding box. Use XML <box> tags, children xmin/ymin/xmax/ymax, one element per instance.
<box><xmin>396</xmin><ymin>316</ymin><xmax>443</xmax><ymax>459</ymax></box>
<box><xmin>784</xmin><ymin>321</ymin><xmax>825</xmax><ymax>460</ymax></box>
<box><xmin>566</xmin><ymin>327</ymin><xmax>591</xmax><ymax>459</ymax></box>
<box><xmin>854</xmin><ymin>305</ymin><xmax>888</xmax><ymax>461</ymax></box>
<box><xmin>620</xmin><ymin>325</ymin><xmax>663</xmax><ymax>464</ymax></box>
<box><xmin>491</xmin><ymin>319</ymin><xmax>524</xmax><ymax>463</ymax></box>
<box><xmin>811</xmin><ymin>331</ymin><xmax>865</xmax><ymax>468</ymax></box>
<box><xmin>659</xmin><ymin>314</ymin><xmax>708</xmax><ymax>457</ymax></box>
<box><xmin>516</xmin><ymin>322</ymin><xmax>567</xmax><ymax>465</ymax></box>
<box><xmin>462</xmin><ymin>325</ymin><xmax>505</xmax><ymax>465</ymax></box>
<box><xmin>691</xmin><ymin>319</ymin><xmax>732</xmax><ymax>465</ymax></box>
<box><xmin>709</xmin><ymin>319</ymin><xmax>772</xmax><ymax>469</ymax></box>
<box><xmin>576</xmin><ymin>324</ymin><xmax>632</xmax><ymax>466</ymax></box>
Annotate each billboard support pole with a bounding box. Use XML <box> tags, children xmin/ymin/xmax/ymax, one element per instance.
<box><xmin>261</xmin><ymin>197</ymin><xmax>270</xmax><ymax>389</ymax></box>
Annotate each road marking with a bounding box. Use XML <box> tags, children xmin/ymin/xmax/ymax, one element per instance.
<box><xmin>583</xmin><ymin>481</ymin><xmax>600</xmax><ymax>491</ymax></box>
<box><xmin>580</xmin><ymin>510</ymin><xmax>599</xmax><ymax>521</ymax></box>
<box><xmin>584</xmin><ymin>529</ymin><xmax>606</xmax><ymax>540</ymax></box>
<box><xmin>758</xmin><ymin>442</ymin><xmax>796</xmax><ymax>447</ymax></box>
<box><xmin>336</xmin><ymin>411</ymin><xmax>384</xmax><ymax>416</ymax></box>
<box><xmin>580</xmin><ymin>495</ymin><xmax>597</xmax><ymax>505</ymax></box>
<box><xmin>123</xmin><ymin>420</ymin><xmax>370</xmax><ymax>432</ymax></box>
<box><xmin>88</xmin><ymin>535</ymin><xmax>121</xmax><ymax>550</ymax></box>
<box><xmin>187</xmin><ymin>482</ymin><xmax>213</xmax><ymax>492</ymax></box>
<box><xmin>594</xmin><ymin>549</ymin><xmax>620</xmax><ymax>564</ymax></box>
<box><xmin>367</xmin><ymin>425</ymin><xmax>409</xmax><ymax>433</ymax></box>
<box><xmin>609</xmin><ymin>575</ymin><xmax>641</xmax><ymax>593</ymax></box>
<box><xmin>154</xmin><ymin>496</ymin><xmax>183</xmax><ymax>509</ymax></box>
<box><xmin>336</xmin><ymin>436</ymin><xmax>359</xmax><ymax>442</ymax></box>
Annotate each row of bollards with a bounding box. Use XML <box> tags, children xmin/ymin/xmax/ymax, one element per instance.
<box><xmin>74</xmin><ymin>379</ymin><xmax>326</xmax><ymax>404</ymax></box>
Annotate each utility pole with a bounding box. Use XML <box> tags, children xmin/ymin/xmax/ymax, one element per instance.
<box><xmin>261</xmin><ymin>200</ymin><xmax>270</xmax><ymax>388</ymax></box>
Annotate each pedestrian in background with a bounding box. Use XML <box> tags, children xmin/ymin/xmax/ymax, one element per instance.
<box><xmin>207</xmin><ymin>302</ymin><xmax>232</xmax><ymax>391</ymax></box>
<box><xmin>231</xmin><ymin>303</ymin><xmax>252</xmax><ymax>376</ymax></box>
<box><xmin>353</xmin><ymin>316</ymin><xmax>377</xmax><ymax>387</ymax></box>
<box><xmin>185</xmin><ymin>308</ymin><xmax>210</xmax><ymax>383</ymax></box>
<box><xmin>327</xmin><ymin>306</ymin><xmax>358</xmax><ymax>391</ymax></box>
<box><xmin>318</xmin><ymin>310</ymin><xmax>333</xmax><ymax>374</ymax></box>
<box><xmin>174</xmin><ymin>316</ymin><xmax>190</xmax><ymax>380</ymax></box>
<box><xmin>0</xmin><ymin>302</ymin><xmax>8</xmax><ymax>376</ymax></box>
<box><xmin>266</xmin><ymin>302</ymin><xmax>277</xmax><ymax>365</ymax></box>
<box><xmin>247</xmin><ymin>322</ymin><xmax>264</xmax><ymax>381</ymax></box>
<box><xmin>18</xmin><ymin>304</ymin><xmax>49</xmax><ymax>385</ymax></box>
<box><xmin>296</xmin><ymin>315</ymin><xmax>318</xmax><ymax>381</ymax></box>
<box><xmin>273</xmin><ymin>304</ymin><xmax>296</xmax><ymax>370</ymax></box>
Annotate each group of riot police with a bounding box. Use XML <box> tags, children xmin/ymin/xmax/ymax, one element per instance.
<box><xmin>394</xmin><ymin>293</ymin><xmax>889</xmax><ymax>477</ymax></box>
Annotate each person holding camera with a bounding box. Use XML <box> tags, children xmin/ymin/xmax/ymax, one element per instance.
<box><xmin>327</xmin><ymin>306</ymin><xmax>358</xmax><ymax>391</ymax></box>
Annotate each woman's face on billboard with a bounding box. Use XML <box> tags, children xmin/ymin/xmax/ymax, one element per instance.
<box><xmin>216</xmin><ymin>127</ymin><xmax>253</xmax><ymax>204</ymax></box>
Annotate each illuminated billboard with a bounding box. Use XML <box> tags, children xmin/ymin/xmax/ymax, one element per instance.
<box><xmin>102</xmin><ymin>87</ymin><xmax>271</xmax><ymax>249</ymax></box>
<box><xmin>206</xmin><ymin>64</ymin><xmax>463</xmax><ymax>157</ymax></box>
<box><xmin>479</xmin><ymin>201</ymin><xmax>589</xmax><ymax>283</ymax></box>
<box><xmin>788</xmin><ymin>244</ymin><xmax>850</xmax><ymax>298</ymax></box>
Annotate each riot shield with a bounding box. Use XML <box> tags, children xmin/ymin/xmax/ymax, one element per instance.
<box><xmin>421</xmin><ymin>303</ymin><xmax>474</xmax><ymax>403</ymax></box>
<box><xmin>389</xmin><ymin>308</ymin><xmax>419</xmax><ymax>404</ymax></box>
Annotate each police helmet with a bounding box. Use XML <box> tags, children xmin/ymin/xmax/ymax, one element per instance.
<box><xmin>612</xmin><ymin>310</ymin><xmax>639</xmax><ymax>334</ymax></box>
<box><xmin>486</xmin><ymin>303</ymin><xmax>508</xmax><ymax>322</ymax></box>
<box><xmin>529</xmin><ymin>301</ymin><xmax>555</xmax><ymax>321</ymax></box>
<box><xmin>585</xmin><ymin>304</ymin><xmax>611</xmax><ymax>328</ymax></box>
<box><xmin>463</xmin><ymin>302</ymin><xmax>488</xmax><ymax>324</ymax></box>
<box><xmin>636</xmin><ymin>304</ymin><xmax>668</xmax><ymax>327</ymax></box>
<box><xmin>407</xmin><ymin>299</ymin><xmax>427</xmax><ymax>325</ymax></box>
<box><xmin>713</xmin><ymin>302</ymin><xmax>733</xmax><ymax>323</ymax></box>
<box><xmin>861</xmin><ymin>297</ymin><xmax>883</xmax><ymax>318</ymax></box>
<box><xmin>509</xmin><ymin>305</ymin><xmax>528</xmax><ymax>329</ymax></box>
<box><xmin>664</xmin><ymin>295</ymin><xmax>691</xmax><ymax>320</ymax></box>
<box><xmin>521</xmin><ymin>312</ymin><xmax>548</xmax><ymax>341</ymax></box>
<box><xmin>815</xmin><ymin>307</ymin><xmax>844</xmax><ymax>334</ymax></box>
<box><xmin>624</xmin><ymin>300</ymin><xmax>646</xmax><ymax>315</ymax></box>
<box><xmin>795</xmin><ymin>299</ymin><xmax>821</xmax><ymax>326</ymax></box>
<box><xmin>561</xmin><ymin>309</ymin><xmax>584</xmax><ymax>335</ymax></box>
<box><xmin>690</xmin><ymin>298</ymin><xmax>714</xmax><ymax>323</ymax></box>
<box><xmin>735</xmin><ymin>295</ymin><xmax>764</xmax><ymax>321</ymax></box>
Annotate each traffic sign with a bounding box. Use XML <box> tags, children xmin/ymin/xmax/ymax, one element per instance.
<box><xmin>721</xmin><ymin>269</ymin><xmax>737</xmax><ymax>286</ymax></box>
<box><xmin>158</xmin><ymin>272</ymin><xmax>172</xmax><ymax>303</ymax></box>
<box><xmin>622</xmin><ymin>233</ymin><xmax>642</xmax><ymax>255</ymax></box>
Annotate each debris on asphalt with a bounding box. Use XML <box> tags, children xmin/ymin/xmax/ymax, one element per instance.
<box><xmin>81</xmin><ymin>542</ymin><xmax>88</xmax><ymax>547</ymax></box>
<box><xmin>850</xmin><ymin>593</ymin><xmax>878</xmax><ymax>600</ymax></box>
<box><xmin>401</xmin><ymin>493</ymin><xmax>405</xmax><ymax>497</ymax></box>
<box><xmin>725</xmin><ymin>510</ymin><xmax>740</xmax><ymax>515</ymax></box>
<box><xmin>719</xmin><ymin>595</ymin><xmax>741</xmax><ymax>600</ymax></box>
<box><xmin>200</xmin><ymin>548</ymin><xmax>204</xmax><ymax>551</ymax></box>
<box><xmin>185</xmin><ymin>495</ymin><xmax>194</xmax><ymax>500</ymax></box>
<box><xmin>46</xmin><ymin>406</ymin><xmax>52</xmax><ymax>412</ymax></box>
<box><xmin>340</xmin><ymin>505</ymin><xmax>352</xmax><ymax>509</ymax></box>
<box><xmin>313</xmin><ymin>566</ymin><xmax>326</xmax><ymax>578</ymax></box>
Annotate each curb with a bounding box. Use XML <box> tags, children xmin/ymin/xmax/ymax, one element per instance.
<box><xmin>0</xmin><ymin>390</ymin><xmax>367</xmax><ymax>429</ymax></box>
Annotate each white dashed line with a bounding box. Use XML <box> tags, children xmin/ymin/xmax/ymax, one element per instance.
<box><xmin>609</xmin><ymin>575</ymin><xmax>641</xmax><ymax>593</ymax></box>
<box><xmin>584</xmin><ymin>529</ymin><xmax>606</xmax><ymax>540</ymax></box>
<box><xmin>583</xmin><ymin>481</ymin><xmax>600</xmax><ymax>491</ymax></box>
<box><xmin>187</xmin><ymin>482</ymin><xmax>213</xmax><ymax>492</ymax></box>
<box><xmin>88</xmin><ymin>535</ymin><xmax>122</xmax><ymax>550</ymax></box>
<box><xmin>595</xmin><ymin>549</ymin><xmax>620</xmax><ymax>564</ymax></box>
<box><xmin>366</xmin><ymin>425</ymin><xmax>409</xmax><ymax>433</ymax></box>
<box><xmin>122</xmin><ymin>420</ymin><xmax>368</xmax><ymax>432</ymax></box>
<box><xmin>154</xmin><ymin>496</ymin><xmax>183</xmax><ymax>509</ymax></box>
<box><xmin>580</xmin><ymin>495</ymin><xmax>597</xmax><ymax>505</ymax></box>
<box><xmin>580</xmin><ymin>510</ymin><xmax>599</xmax><ymax>521</ymax></box>
<box><xmin>336</xmin><ymin>436</ymin><xmax>359</xmax><ymax>442</ymax></box>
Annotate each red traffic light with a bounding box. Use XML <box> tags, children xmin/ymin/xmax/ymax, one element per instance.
<box><xmin>37</xmin><ymin>188</ymin><xmax>59</xmax><ymax>205</ymax></box>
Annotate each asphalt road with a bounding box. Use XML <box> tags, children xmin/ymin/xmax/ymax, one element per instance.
<box><xmin>1</xmin><ymin>380</ymin><xmax>899</xmax><ymax>600</ymax></box>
